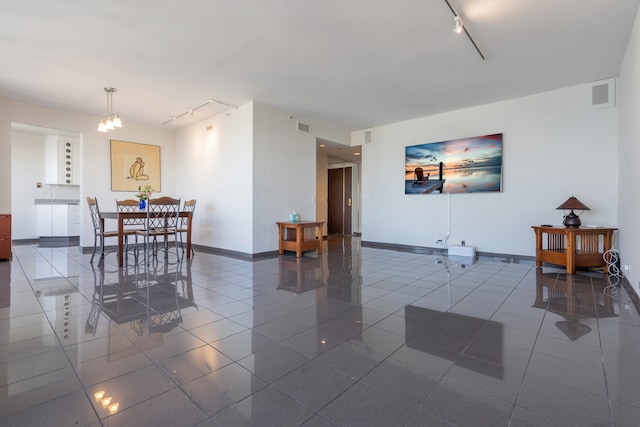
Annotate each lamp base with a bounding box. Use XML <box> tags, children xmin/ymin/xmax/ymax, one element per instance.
<box><xmin>563</xmin><ymin>211</ymin><xmax>581</xmax><ymax>228</ymax></box>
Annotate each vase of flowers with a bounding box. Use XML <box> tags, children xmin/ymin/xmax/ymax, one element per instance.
<box><xmin>136</xmin><ymin>184</ymin><xmax>153</xmax><ymax>210</ymax></box>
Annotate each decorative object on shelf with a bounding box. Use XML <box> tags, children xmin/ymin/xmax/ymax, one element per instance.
<box><xmin>97</xmin><ymin>87</ymin><xmax>123</xmax><ymax>132</ymax></box>
<box><xmin>556</xmin><ymin>196</ymin><xmax>590</xmax><ymax>227</ymax></box>
<box><xmin>289</xmin><ymin>211</ymin><xmax>299</xmax><ymax>223</ymax></box>
<box><xmin>136</xmin><ymin>184</ymin><xmax>153</xmax><ymax>210</ymax></box>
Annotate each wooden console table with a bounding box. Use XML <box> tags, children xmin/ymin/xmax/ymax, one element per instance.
<box><xmin>276</xmin><ymin>221</ymin><xmax>324</xmax><ymax>257</ymax></box>
<box><xmin>532</xmin><ymin>226</ymin><xmax>617</xmax><ymax>274</ymax></box>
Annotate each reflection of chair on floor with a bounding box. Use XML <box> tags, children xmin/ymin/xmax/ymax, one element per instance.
<box><xmin>86</xmin><ymin>257</ymin><xmax>196</xmax><ymax>337</ymax></box>
<box><xmin>85</xmin><ymin>262</ymin><xmax>121</xmax><ymax>335</ymax></box>
<box><xmin>413</xmin><ymin>167</ymin><xmax>429</xmax><ymax>186</ymax></box>
<box><xmin>177</xmin><ymin>199</ymin><xmax>196</xmax><ymax>259</ymax></box>
<box><xmin>87</xmin><ymin>196</ymin><xmax>119</xmax><ymax>264</ymax></box>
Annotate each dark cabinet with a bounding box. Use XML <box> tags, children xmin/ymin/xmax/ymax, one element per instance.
<box><xmin>0</xmin><ymin>214</ymin><xmax>11</xmax><ymax>260</ymax></box>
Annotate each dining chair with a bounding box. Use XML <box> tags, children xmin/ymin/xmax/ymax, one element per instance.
<box><xmin>177</xmin><ymin>199</ymin><xmax>196</xmax><ymax>259</ymax></box>
<box><xmin>86</xmin><ymin>196</ymin><xmax>119</xmax><ymax>264</ymax></box>
<box><xmin>116</xmin><ymin>199</ymin><xmax>146</xmax><ymax>255</ymax></box>
<box><xmin>136</xmin><ymin>196</ymin><xmax>181</xmax><ymax>265</ymax></box>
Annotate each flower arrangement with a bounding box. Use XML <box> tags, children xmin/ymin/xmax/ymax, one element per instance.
<box><xmin>136</xmin><ymin>184</ymin><xmax>153</xmax><ymax>200</ymax></box>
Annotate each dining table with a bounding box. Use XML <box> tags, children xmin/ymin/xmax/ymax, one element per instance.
<box><xmin>101</xmin><ymin>210</ymin><xmax>193</xmax><ymax>267</ymax></box>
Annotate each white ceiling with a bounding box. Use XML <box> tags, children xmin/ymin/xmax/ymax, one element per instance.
<box><xmin>1</xmin><ymin>0</ymin><xmax>638</xmax><ymax>133</ymax></box>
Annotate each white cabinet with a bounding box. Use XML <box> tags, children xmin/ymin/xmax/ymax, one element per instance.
<box><xmin>36</xmin><ymin>204</ymin><xmax>80</xmax><ymax>237</ymax></box>
<box><xmin>70</xmin><ymin>204</ymin><xmax>80</xmax><ymax>236</ymax></box>
<box><xmin>45</xmin><ymin>136</ymin><xmax>79</xmax><ymax>185</ymax></box>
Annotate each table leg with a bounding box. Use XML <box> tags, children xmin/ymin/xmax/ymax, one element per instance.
<box><xmin>535</xmin><ymin>229</ymin><xmax>543</xmax><ymax>267</ymax></box>
<box><xmin>186</xmin><ymin>213</ymin><xmax>193</xmax><ymax>259</ymax></box>
<box><xmin>566</xmin><ymin>231</ymin><xmax>576</xmax><ymax>274</ymax></box>
<box><xmin>118</xmin><ymin>216</ymin><xmax>124</xmax><ymax>267</ymax></box>
<box><xmin>316</xmin><ymin>224</ymin><xmax>323</xmax><ymax>254</ymax></box>
<box><xmin>604</xmin><ymin>230</ymin><xmax>613</xmax><ymax>273</ymax></box>
<box><xmin>296</xmin><ymin>225</ymin><xmax>303</xmax><ymax>257</ymax></box>
<box><xmin>278</xmin><ymin>224</ymin><xmax>284</xmax><ymax>255</ymax></box>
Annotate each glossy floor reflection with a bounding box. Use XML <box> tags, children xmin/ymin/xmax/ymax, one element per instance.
<box><xmin>1</xmin><ymin>237</ymin><xmax>640</xmax><ymax>426</ymax></box>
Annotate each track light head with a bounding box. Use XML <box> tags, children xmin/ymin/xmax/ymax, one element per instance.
<box><xmin>454</xmin><ymin>15</ymin><xmax>463</xmax><ymax>34</ymax></box>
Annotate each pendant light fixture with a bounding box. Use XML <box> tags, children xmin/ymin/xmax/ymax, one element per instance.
<box><xmin>98</xmin><ymin>87</ymin><xmax>123</xmax><ymax>132</ymax></box>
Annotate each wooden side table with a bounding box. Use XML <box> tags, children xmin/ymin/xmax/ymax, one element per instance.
<box><xmin>276</xmin><ymin>221</ymin><xmax>324</xmax><ymax>257</ymax></box>
<box><xmin>531</xmin><ymin>226</ymin><xmax>617</xmax><ymax>274</ymax></box>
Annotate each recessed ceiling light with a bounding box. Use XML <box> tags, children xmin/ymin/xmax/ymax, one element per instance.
<box><xmin>319</xmin><ymin>144</ymin><xmax>326</xmax><ymax>148</ymax></box>
<box><xmin>354</xmin><ymin>152</ymin><xmax>361</xmax><ymax>156</ymax></box>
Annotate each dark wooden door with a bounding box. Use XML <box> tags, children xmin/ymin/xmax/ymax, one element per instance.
<box><xmin>328</xmin><ymin>167</ymin><xmax>352</xmax><ymax>235</ymax></box>
<box><xmin>344</xmin><ymin>167</ymin><xmax>352</xmax><ymax>234</ymax></box>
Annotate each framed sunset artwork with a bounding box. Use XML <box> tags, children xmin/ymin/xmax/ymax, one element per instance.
<box><xmin>405</xmin><ymin>133</ymin><xmax>503</xmax><ymax>194</ymax></box>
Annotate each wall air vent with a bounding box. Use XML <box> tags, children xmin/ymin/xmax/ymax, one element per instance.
<box><xmin>297</xmin><ymin>121</ymin><xmax>311</xmax><ymax>133</ymax></box>
<box><xmin>364</xmin><ymin>128</ymin><xmax>374</xmax><ymax>145</ymax></box>
<box><xmin>589</xmin><ymin>78</ymin><xmax>615</xmax><ymax>109</ymax></box>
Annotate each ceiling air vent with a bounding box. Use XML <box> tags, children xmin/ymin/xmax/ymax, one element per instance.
<box><xmin>297</xmin><ymin>121</ymin><xmax>311</xmax><ymax>133</ymax></box>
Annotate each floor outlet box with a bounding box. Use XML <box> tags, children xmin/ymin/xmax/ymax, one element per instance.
<box><xmin>448</xmin><ymin>245</ymin><xmax>476</xmax><ymax>257</ymax></box>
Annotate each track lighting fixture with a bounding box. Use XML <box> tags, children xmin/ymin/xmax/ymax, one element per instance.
<box><xmin>98</xmin><ymin>87</ymin><xmax>122</xmax><ymax>132</ymax></box>
<box><xmin>443</xmin><ymin>0</ymin><xmax>485</xmax><ymax>60</ymax></box>
<box><xmin>162</xmin><ymin>98</ymin><xmax>238</xmax><ymax>125</ymax></box>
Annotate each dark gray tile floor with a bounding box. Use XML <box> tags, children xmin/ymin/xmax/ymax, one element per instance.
<box><xmin>1</xmin><ymin>236</ymin><xmax>639</xmax><ymax>426</ymax></box>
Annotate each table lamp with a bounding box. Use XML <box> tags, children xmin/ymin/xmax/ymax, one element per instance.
<box><xmin>556</xmin><ymin>196</ymin><xmax>589</xmax><ymax>228</ymax></box>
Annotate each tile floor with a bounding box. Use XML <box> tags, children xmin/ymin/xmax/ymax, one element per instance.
<box><xmin>1</xmin><ymin>237</ymin><xmax>640</xmax><ymax>426</ymax></box>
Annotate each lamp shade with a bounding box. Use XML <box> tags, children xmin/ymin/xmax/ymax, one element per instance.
<box><xmin>556</xmin><ymin>196</ymin><xmax>589</xmax><ymax>211</ymax></box>
<box><xmin>557</xmin><ymin>196</ymin><xmax>589</xmax><ymax>227</ymax></box>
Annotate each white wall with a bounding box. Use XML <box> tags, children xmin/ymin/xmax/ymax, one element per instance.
<box><xmin>618</xmin><ymin>6</ymin><xmax>640</xmax><ymax>295</ymax></box>
<box><xmin>11</xmin><ymin>131</ymin><xmax>48</xmax><ymax>239</ymax></box>
<box><xmin>11</xmin><ymin>131</ymin><xmax>80</xmax><ymax>239</ymax></box>
<box><xmin>0</xmin><ymin>98</ymin><xmax>176</xmax><ymax>247</ymax></box>
<box><xmin>316</xmin><ymin>149</ymin><xmax>329</xmax><ymax>236</ymax></box>
<box><xmin>252</xmin><ymin>102</ymin><xmax>318</xmax><ymax>253</ymax></box>
<box><xmin>359</xmin><ymin>83</ymin><xmax>619</xmax><ymax>256</ymax></box>
<box><xmin>174</xmin><ymin>101</ymin><xmax>350</xmax><ymax>255</ymax></box>
<box><xmin>174</xmin><ymin>102</ymin><xmax>254</xmax><ymax>253</ymax></box>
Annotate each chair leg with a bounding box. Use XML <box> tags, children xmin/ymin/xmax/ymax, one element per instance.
<box><xmin>173</xmin><ymin>235</ymin><xmax>180</xmax><ymax>262</ymax></box>
<box><xmin>90</xmin><ymin>233</ymin><xmax>97</xmax><ymax>263</ymax></box>
<box><xmin>98</xmin><ymin>234</ymin><xmax>106</xmax><ymax>266</ymax></box>
<box><xmin>123</xmin><ymin>235</ymin><xmax>130</xmax><ymax>265</ymax></box>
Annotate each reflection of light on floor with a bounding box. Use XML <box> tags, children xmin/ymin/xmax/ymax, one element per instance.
<box><xmin>94</xmin><ymin>390</ymin><xmax>120</xmax><ymax>414</ymax></box>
